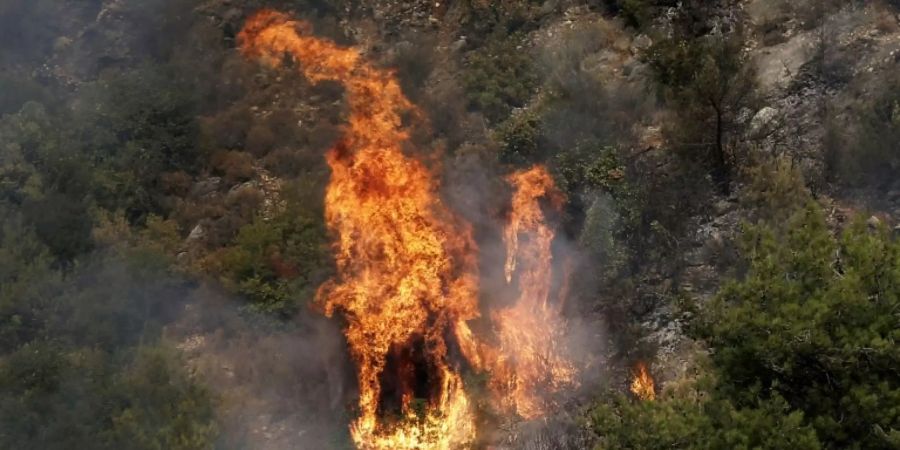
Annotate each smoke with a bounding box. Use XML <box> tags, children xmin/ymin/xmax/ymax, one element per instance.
<box><xmin>0</xmin><ymin>2</ymin><xmax>633</xmax><ymax>448</ymax></box>
<box><xmin>0</xmin><ymin>241</ymin><xmax>358</xmax><ymax>449</ymax></box>
<box><xmin>169</xmin><ymin>284</ymin><xmax>356</xmax><ymax>449</ymax></box>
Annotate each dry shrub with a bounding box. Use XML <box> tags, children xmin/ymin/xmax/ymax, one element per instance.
<box><xmin>245</xmin><ymin>122</ymin><xmax>276</xmax><ymax>157</ymax></box>
<box><xmin>174</xmin><ymin>200</ymin><xmax>226</xmax><ymax>232</ymax></box>
<box><xmin>305</xmin><ymin>120</ymin><xmax>341</xmax><ymax>152</ymax></box>
<box><xmin>539</xmin><ymin>19</ymin><xmax>619</xmax><ymax>91</ymax></box>
<box><xmin>420</xmin><ymin>78</ymin><xmax>472</xmax><ymax>151</ymax></box>
<box><xmin>211</xmin><ymin>150</ymin><xmax>255</xmax><ymax>184</ymax></box>
<box><xmin>266</xmin><ymin>109</ymin><xmax>302</xmax><ymax>144</ymax></box>
<box><xmin>874</xmin><ymin>3</ymin><xmax>900</xmax><ymax>33</ymax></box>
<box><xmin>262</xmin><ymin>147</ymin><xmax>321</xmax><ymax>177</ymax></box>
<box><xmin>159</xmin><ymin>170</ymin><xmax>193</xmax><ymax>196</ymax></box>
<box><xmin>200</xmin><ymin>107</ymin><xmax>251</xmax><ymax>150</ymax></box>
<box><xmin>224</xmin><ymin>185</ymin><xmax>265</xmax><ymax>221</ymax></box>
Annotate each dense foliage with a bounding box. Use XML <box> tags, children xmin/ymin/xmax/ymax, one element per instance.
<box><xmin>593</xmin><ymin>204</ymin><xmax>900</xmax><ymax>449</ymax></box>
<box><xmin>1</xmin><ymin>0</ymin><xmax>898</xmax><ymax>448</ymax></box>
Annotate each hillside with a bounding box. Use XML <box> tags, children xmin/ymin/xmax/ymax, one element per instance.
<box><xmin>1</xmin><ymin>1</ymin><xmax>898</xmax><ymax>449</ymax></box>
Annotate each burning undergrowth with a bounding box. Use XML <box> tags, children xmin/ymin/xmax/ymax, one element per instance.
<box><xmin>237</xmin><ymin>9</ymin><xmax>598</xmax><ymax>449</ymax></box>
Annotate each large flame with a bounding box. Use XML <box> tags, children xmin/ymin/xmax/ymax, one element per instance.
<box><xmin>239</xmin><ymin>10</ymin><xmax>479</xmax><ymax>449</ymax></box>
<box><xmin>239</xmin><ymin>10</ymin><xmax>582</xmax><ymax>448</ymax></box>
<box><xmin>630</xmin><ymin>362</ymin><xmax>656</xmax><ymax>401</ymax></box>
<box><xmin>493</xmin><ymin>166</ymin><xmax>577</xmax><ymax>418</ymax></box>
<box><xmin>458</xmin><ymin>166</ymin><xmax>578</xmax><ymax>419</ymax></box>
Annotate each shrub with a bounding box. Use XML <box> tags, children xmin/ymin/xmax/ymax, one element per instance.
<box><xmin>594</xmin><ymin>203</ymin><xmax>900</xmax><ymax>449</ymax></box>
<box><xmin>211</xmin><ymin>150</ymin><xmax>255</xmax><ymax>184</ymax></box>
<box><xmin>843</xmin><ymin>75</ymin><xmax>900</xmax><ymax>188</ymax></box>
<box><xmin>462</xmin><ymin>34</ymin><xmax>539</xmax><ymax>123</ymax></box>
<box><xmin>245</xmin><ymin>123</ymin><xmax>277</xmax><ymax>157</ymax></box>
<box><xmin>741</xmin><ymin>156</ymin><xmax>811</xmax><ymax>224</ymax></box>
<box><xmin>494</xmin><ymin>109</ymin><xmax>542</xmax><ymax>165</ymax></box>
<box><xmin>644</xmin><ymin>26</ymin><xmax>757</xmax><ymax>193</ymax></box>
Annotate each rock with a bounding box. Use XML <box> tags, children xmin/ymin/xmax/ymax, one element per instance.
<box><xmin>867</xmin><ymin>215</ymin><xmax>881</xmax><ymax>228</ymax></box>
<box><xmin>450</xmin><ymin>36</ymin><xmax>467</xmax><ymax>52</ymax></box>
<box><xmin>750</xmin><ymin>106</ymin><xmax>779</xmax><ymax>133</ymax></box>
<box><xmin>187</xmin><ymin>224</ymin><xmax>205</xmax><ymax>242</ymax></box>
<box><xmin>229</xmin><ymin>180</ymin><xmax>259</xmax><ymax>194</ymax></box>
<box><xmin>192</xmin><ymin>176</ymin><xmax>222</xmax><ymax>197</ymax></box>
<box><xmin>538</xmin><ymin>0</ymin><xmax>558</xmax><ymax>17</ymax></box>
<box><xmin>632</xmin><ymin>34</ymin><xmax>652</xmax><ymax>53</ymax></box>
<box><xmin>714</xmin><ymin>199</ymin><xmax>735</xmax><ymax>215</ymax></box>
<box><xmin>223</xmin><ymin>8</ymin><xmax>242</xmax><ymax>22</ymax></box>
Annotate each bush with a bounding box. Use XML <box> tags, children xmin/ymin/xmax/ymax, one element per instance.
<box><xmin>459</xmin><ymin>0</ymin><xmax>543</xmax><ymax>38</ymax></box>
<box><xmin>644</xmin><ymin>26</ymin><xmax>757</xmax><ymax>193</ymax></box>
<box><xmin>494</xmin><ymin>109</ymin><xmax>542</xmax><ymax>165</ymax></box>
<box><xmin>0</xmin><ymin>248</ymin><xmax>218</xmax><ymax>450</ymax></box>
<box><xmin>740</xmin><ymin>156</ymin><xmax>811</xmax><ymax>224</ymax></box>
<box><xmin>211</xmin><ymin>150</ymin><xmax>255</xmax><ymax>184</ymax></box>
<box><xmin>210</xmin><ymin>181</ymin><xmax>328</xmax><ymax>317</ymax></box>
<box><xmin>594</xmin><ymin>203</ymin><xmax>900</xmax><ymax>449</ymax></box>
<box><xmin>462</xmin><ymin>34</ymin><xmax>539</xmax><ymax>123</ymax></box>
<box><xmin>843</xmin><ymin>75</ymin><xmax>900</xmax><ymax>188</ymax></box>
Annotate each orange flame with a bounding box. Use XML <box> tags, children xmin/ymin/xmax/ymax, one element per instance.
<box><xmin>494</xmin><ymin>166</ymin><xmax>577</xmax><ymax>418</ymax></box>
<box><xmin>459</xmin><ymin>166</ymin><xmax>578</xmax><ymax>419</ymax></box>
<box><xmin>239</xmin><ymin>10</ymin><xmax>478</xmax><ymax>449</ymax></box>
<box><xmin>630</xmin><ymin>362</ymin><xmax>656</xmax><ymax>401</ymax></box>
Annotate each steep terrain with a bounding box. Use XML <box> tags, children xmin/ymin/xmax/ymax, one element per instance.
<box><xmin>1</xmin><ymin>0</ymin><xmax>898</xmax><ymax>449</ymax></box>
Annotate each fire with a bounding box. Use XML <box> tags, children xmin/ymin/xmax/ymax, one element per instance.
<box><xmin>492</xmin><ymin>166</ymin><xmax>577</xmax><ymax>418</ymax></box>
<box><xmin>239</xmin><ymin>10</ymin><xmax>478</xmax><ymax>449</ymax></box>
<box><xmin>239</xmin><ymin>10</ymin><xmax>582</xmax><ymax>448</ymax></box>
<box><xmin>630</xmin><ymin>362</ymin><xmax>656</xmax><ymax>401</ymax></box>
<box><xmin>459</xmin><ymin>166</ymin><xmax>578</xmax><ymax>419</ymax></box>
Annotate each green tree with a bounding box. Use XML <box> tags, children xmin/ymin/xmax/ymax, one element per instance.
<box><xmin>593</xmin><ymin>203</ymin><xmax>900</xmax><ymax>449</ymax></box>
<box><xmin>644</xmin><ymin>18</ymin><xmax>756</xmax><ymax>193</ymax></box>
<box><xmin>593</xmin><ymin>376</ymin><xmax>820</xmax><ymax>449</ymax></box>
<box><xmin>462</xmin><ymin>34</ymin><xmax>539</xmax><ymax>124</ymax></box>
<box><xmin>212</xmin><ymin>181</ymin><xmax>329</xmax><ymax>317</ymax></box>
<box><xmin>846</xmin><ymin>75</ymin><xmax>900</xmax><ymax>188</ymax></box>
<box><xmin>695</xmin><ymin>204</ymin><xmax>900</xmax><ymax>448</ymax></box>
<box><xmin>0</xmin><ymin>250</ymin><xmax>218</xmax><ymax>450</ymax></box>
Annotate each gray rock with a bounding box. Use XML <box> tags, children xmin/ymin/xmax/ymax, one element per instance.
<box><xmin>192</xmin><ymin>177</ymin><xmax>221</xmax><ymax>197</ymax></box>
<box><xmin>750</xmin><ymin>106</ymin><xmax>779</xmax><ymax>133</ymax></box>
<box><xmin>632</xmin><ymin>34</ymin><xmax>652</xmax><ymax>53</ymax></box>
<box><xmin>867</xmin><ymin>215</ymin><xmax>882</xmax><ymax>228</ymax></box>
<box><xmin>450</xmin><ymin>36</ymin><xmax>467</xmax><ymax>53</ymax></box>
<box><xmin>187</xmin><ymin>224</ymin><xmax>205</xmax><ymax>242</ymax></box>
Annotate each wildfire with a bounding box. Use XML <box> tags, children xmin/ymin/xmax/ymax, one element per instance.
<box><xmin>239</xmin><ymin>10</ymin><xmax>478</xmax><ymax>449</ymax></box>
<box><xmin>239</xmin><ymin>10</ymin><xmax>581</xmax><ymax>448</ymax></box>
<box><xmin>493</xmin><ymin>166</ymin><xmax>577</xmax><ymax>418</ymax></box>
<box><xmin>459</xmin><ymin>166</ymin><xmax>578</xmax><ymax>419</ymax></box>
<box><xmin>630</xmin><ymin>362</ymin><xmax>656</xmax><ymax>401</ymax></box>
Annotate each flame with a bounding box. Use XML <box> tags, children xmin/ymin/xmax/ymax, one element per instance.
<box><xmin>493</xmin><ymin>166</ymin><xmax>577</xmax><ymax>418</ymax></box>
<box><xmin>630</xmin><ymin>362</ymin><xmax>655</xmax><ymax>401</ymax></box>
<box><xmin>459</xmin><ymin>166</ymin><xmax>578</xmax><ymax>419</ymax></box>
<box><xmin>238</xmin><ymin>10</ymin><xmax>478</xmax><ymax>449</ymax></box>
<box><xmin>239</xmin><ymin>10</ymin><xmax>583</xmax><ymax>447</ymax></box>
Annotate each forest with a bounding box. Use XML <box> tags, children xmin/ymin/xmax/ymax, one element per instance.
<box><xmin>0</xmin><ymin>0</ymin><xmax>898</xmax><ymax>449</ymax></box>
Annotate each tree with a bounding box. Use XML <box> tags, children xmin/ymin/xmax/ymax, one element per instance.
<box><xmin>0</xmin><ymin>250</ymin><xmax>218</xmax><ymax>450</ymax></box>
<box><xmin>644</xmin><ymin>16</ymin><xmax>757</xmax><ymax>193</ymax></box>
<box><xmin>593</xmin><ymin>203</ymin><xmax>900</xmax><ymax>449</ymax></box>
<box><xmin>694</xmin><ymin>204</ymin><xmax>900</xmax><ymax>449</ymax></box>
<box><xmin>462</xmin><ymin>34</ymin><xmax>539</xmax><ymax>124</ymax></box>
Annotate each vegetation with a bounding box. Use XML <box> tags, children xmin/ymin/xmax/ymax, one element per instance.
<box><xmin>2</xmin><ymin>0</ymin><xmax>899</xmax><ymax>448</ymax></box>
<box><xmin>643</xmin><ymin>23</ymin><xmax>757</xmax><ymax>193</ymax></box>
<box><xmin>594</xmin><ymin>203</ymin><xmax>900</xmax><ymax>449</ymax></box>
<box><xmin>462</xmin><ymin>34</ymin><xmax>539</xmax><ymax>123</ymax></box>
